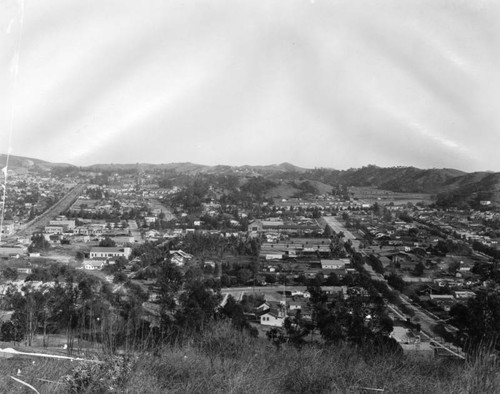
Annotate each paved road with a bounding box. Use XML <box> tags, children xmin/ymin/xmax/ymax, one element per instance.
<box><xmin>322</xmin><ymin>216</ymin><xmax>361</xmax><ymax>249</ymax></box>
<box><xmin>16</xmin><ymin>183</ymin><xmax>87</xmax><ymax>237</ymax></box>
<box><xmin>127</xmin><ymin>220</ymin><xmax>142</xmax><ymax>241</ymax></box>
<box><xmin>147</xmin><ymin>199</ymin><xmax>176</xmax><ymax>221</ymax></box>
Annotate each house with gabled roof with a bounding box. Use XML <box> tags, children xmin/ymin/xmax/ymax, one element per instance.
<box><xmin>260</xmin><ymin>302</ymin><xmax>286</xmax><ymax>327</ymax></box>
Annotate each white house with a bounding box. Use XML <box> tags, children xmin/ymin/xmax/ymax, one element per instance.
<box><xmin>320</xmin><ymin>259</ymin><xmax>350</xmax><ymax>270</ymax></box>
<box><xmin>260</xmin><ymin>302</ymin><xmax>286</xmax><ymax>327</ymax></box>
<box><xmin>169</xmin><ymin>250</ymin><xmax>193</xmax><ymax>267</ymax></box>
<box><xmin>83</xmin><ymin>259</ymin><xmax>106</xmax><ymax>270</ymax></box>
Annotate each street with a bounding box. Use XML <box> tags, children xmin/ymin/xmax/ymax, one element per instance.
<box><xmin>322</xmin><ymin>216</ymin><xmax>361</xmax><ymax>249</ymax></box>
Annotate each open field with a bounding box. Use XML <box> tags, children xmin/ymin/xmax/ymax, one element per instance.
<box><xmin>349</xmin><ymin>186</ymin><xmax>434</xmax><ymax>205</ymax></box>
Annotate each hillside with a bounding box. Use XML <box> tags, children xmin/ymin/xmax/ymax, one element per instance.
<box><xmin>2</xmin><ymin>321</ymin><xmax>498</xmax><ymax>394</ymax></box>
<box><xmin>333</xmin><ymin>166</ymin><xmax>466</xmax><ymax>193</ymax></box>
<box><xmin>264</xmin><ymin>179</ymin><xmax>333</xmax><ymax>199</ymax></box>
<box><xmin>0</xmin><ymin>154</ymin><xmax>74</xmax><ymax>171</ymax></box>
<box><xmin>437</xmin><ymin>172</ymin><xmax>500</xmax><ymax>207</ymax></box>
<box><xmin>4</xmin><ymin>152</ymin><xmax>500</xmax><ymax>207</ymax></box>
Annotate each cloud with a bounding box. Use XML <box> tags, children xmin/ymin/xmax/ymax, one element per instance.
<box><xmin>0</xmin><ymin>0</ymin><xmax>499</xmax><ymax>171</ymax></box>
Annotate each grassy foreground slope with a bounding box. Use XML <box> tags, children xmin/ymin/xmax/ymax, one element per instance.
<box><xmin>1</xmin><ymin>322</ymin><xmax>499</xmax><ymax>394</ymax></box>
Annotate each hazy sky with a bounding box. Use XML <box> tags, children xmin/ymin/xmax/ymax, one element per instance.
<box><xmin>1</xmin><ymin>0</ymin><xmax>499</xmax><ymax>171</ymax></box>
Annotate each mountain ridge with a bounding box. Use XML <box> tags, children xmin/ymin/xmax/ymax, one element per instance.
<box><xmin>2</xmin><ymin>153</ymin><xmax>499</xmax><ymax>207</ymax></box>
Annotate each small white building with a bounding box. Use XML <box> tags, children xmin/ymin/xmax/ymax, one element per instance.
<box><xmin>89</xmin><ymin>247</ymin><xmax>131</xmax><ymax>259</ymax></box>
<box><xmin>83</xmin><ymin>259</ymin><xmax>106</xmax><ymax>270</ymax></box>
<box><xmin>320</xmin><ymin>258</ymin><xmax>350</xmax><ymax>270</ymax></box>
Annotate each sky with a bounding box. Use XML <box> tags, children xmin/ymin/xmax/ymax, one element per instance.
<box><xmin>0</xmin><ymin>0</ymin><xmax>499</xmax><ymax>172</ymax></box>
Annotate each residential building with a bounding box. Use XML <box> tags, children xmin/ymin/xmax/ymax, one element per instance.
<box><xmin>89</xmin><ymin>247</ymin><xmax>132</xmax><ymax>260</ymax></box>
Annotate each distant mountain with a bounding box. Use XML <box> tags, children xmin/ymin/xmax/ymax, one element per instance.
<box><xmin>87</xmin><ymin>162</ymin><xmax>212</xmax><ymax>174</ymax></box>
<box><xmin>87</xmin><ymin>161</ymin><xmax>309</xmax><ymax>175</ymax></box>
<box><xmin>301</xmin><ymin>165</ymin><xmax>467</xmax><ymax>194</ymax></box>
<box><xmin>341</xmin><ymin>166</ymin><xmax>466</xmax><ymax>193</ymax></box>
<box><xmin>4</xmin><ymin>152</ymin><xmax>500</xmax><ymax>207</ymax></box>
<box><xmin>269</xmin><ymin>162</ymin><xmax>309</xmax><ymax>173</ymax></box>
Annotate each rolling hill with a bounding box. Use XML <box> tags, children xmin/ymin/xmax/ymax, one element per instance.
<box><xmin>0</xmin><ymin>153</ymin><xmax>74</xmax><ymax>171</ymax></box>
<box><xmin>2</xmin><ymin>153</ymin><xmax>500</xmax><ymax>207</ymax></box>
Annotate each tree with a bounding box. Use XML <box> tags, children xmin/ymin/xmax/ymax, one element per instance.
<box><xmin>412</xmin><ymin>262</ymin><xmax>425</xmax><ymax>277</ymax></box>
<box><xmin>266</xmin><ymin>327</ymin><xmax>287</xmax><ymax>350</ymax></box>
<box><xmin>28</xmin><ymin>233</ymin><xmax>51</xmax><ymax>253</ymax></box>
<box><xmin>450</xmin><ymin>291</ymin><xmax>500</xmax><ymax>350</ymax></box>
<box><xmin>237</xmin><ymin>268</ymin><xmax>252</xmax><ymax>285</ymax></box>
<box><xmin>2</xmin><ymin>267</ymin><xmax>18</xmax><ymax>281</ymax></box>
<box><xmin>368</xmin><ymin>255</ymin><xmax>384</xmax><ymax>275</ymax></box>
<box><xmin>283</xmin><ymin>311</ymin><xmax>310</xmax><ymax>349</ymax></box>
<box><xmin>113</xmin><ymin>272</ymin><xmax>128</xmax><ymax>283</ymax></box>
<box><xmin>408</xmin><ymin>227</ymin><xmax>419</xmax><ymax>238</ymax></box>
<box><xmin>1</xmin><ymin>320</ymin><xmax>24</xmax><ymax>342</ymax></box>
<box><xmin>448</xmin><ymin>261</ymin><xmax>461</xmax><ymax>275</ymax></box>
<box><xmin>387</xmin><ymin>273</ymin><xmax>405</xmax><ymax>292</ymax></box>
<box><xmin>221</xmin><ymin>295</ymin><xmax>248</xmax><ymax>331</ymax></box>
<box><xmin>220</xmin><ymin>274</ymin><xmax>231</xmax><ymax>288</ymax></box>
<box><xmin>99</xmin><ymin>237</ymin><xmax>116</xmax><ymax>247</ymax></box>
<box><xmin>75</xmin><ymin>251</ymin><xmax>85</xmax><ymax>262</ymax></box>
<box><xmin>176</xmin><ymin>281</ymin><xmax>220</xmax><ymax>334</ymax></box>
<box><xmin>157</xmin><ymin>262</ymin><xmax>184</xmax><ymax>313</ymax></box>
<box><xmin>324</xmin><ymin>273</ymin><xmax>340</xmax><ymax>286</ymax></box>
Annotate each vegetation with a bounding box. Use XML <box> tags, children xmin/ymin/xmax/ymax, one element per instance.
<box><xmin>2</xmin><ymin>320</ymin><xmax>500</xmax><ymax>393</ymax></box>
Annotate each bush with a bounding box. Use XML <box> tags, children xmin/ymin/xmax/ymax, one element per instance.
<box><xmin>63</xmin><ymin>356</ymin><xmax>134</xmax><ymax>393</ymax></box>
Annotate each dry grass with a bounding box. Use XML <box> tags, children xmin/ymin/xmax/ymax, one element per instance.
<box><xmin>1</xmin><ymin>322</ymin><xmax>499</xmax><ymax>394</ymax></box>
<box><xmin>0</xmin><ymin>357</ymin><xmax>73</xmax><ymax>393</ymax></box>
<box><xmin>123</xmin><ymin>322</ymin><xmax>500</xmax><ymax>394</ymax></box>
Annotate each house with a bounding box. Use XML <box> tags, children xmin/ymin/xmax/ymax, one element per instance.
<box><xmin>48</xmin><ymin>219</ymin><xmax>76</xmax><ymax>230</ymax></box>
<box><xmin>321</xmin><ymin>259</ymin><xmax>350</xmax><ymax>269</ymax></box>
<box><xmin>83</xmin><ymin>259</ymin><xmax>106</xmax><ymax>270</ymax></box>
<box><xmin>321</xmin><ymin>259</ymin><xmax>349</xmax><ymax>278</ymax></box>
<box><xmin>145</xmin><ymin>230</ymin><xmax>160</xmax><ymax>239</ymax></box>
<box><xmin>321</xmin><ymin>259</ymin><xmax>350</xmax><ymax>270</ymax></box>
<box><xmin>106</xmin><ymin>235</ymin><xmax>135</xmax><ymax>245</ymax></box>
<box><xmin>1</xmin><ymin>221</ymin><xmax>15</xmax><ymax>236</ymax></box>
<box><xmin>288</xmin><ymin>307</ymin><xmax>313</xmax><ymax>321</ymax></box>
<box><xmin>453</xmin><ymin>291</ymin><xmax>476</xmax><ymax>301</ymax></box>
<box><xmin>89</xmin><ymin>247</ymin><xmax>132</xmax><ymax>259</ymax></box>
<box><xmin>0</xmin><ymin>245</ymin><xmax>27</xmax><ymax>257</ymax></box>
<box><xmin>44</xmin><ymin>225</ymin><xmax>68</xmax><ymax>235</ymax></box>
<box><xmin>72</xmin><ymin>235</ymin><xmax>91</xmax><ymax>243</ymax></box>
<box><xmin>390</xmin><ymin>326</ymin><xmax>434</xmax><ymax>358</ymax></box>
<box><xmin>260</xmin><ymin>303</ymin><xmax>286</xmax><ymax>327</ymax></box>
<box><xmin>429</xmin><ymin>294</ymin><xmax>455</xmax><ymax>311</ymax></box>
<box><xmin>256</xmin><ymin>301</ymin><xmax>271</xmax><ymax>314</ymax></box>
<box><xmin>321</xmin><ymin>286</ymin><xmax>348</xmax><ymax>298</ymax></box>
<box><xmin>204</xmin><ymin>261</ymin><xmax>216</xmax><ymax>269</ymax></box>
<box><xmin>169</xmin><ymin>250</ymin><xmax>193</xmax><ymax>266</ymax></box>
